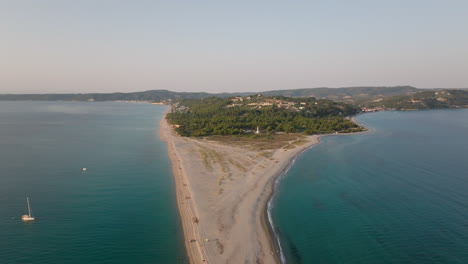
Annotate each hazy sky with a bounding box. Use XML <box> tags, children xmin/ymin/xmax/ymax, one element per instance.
<box><xmin>1</xmin><ymin>0</ymin><xmax>467</xmax><ymax>94</ymax></box>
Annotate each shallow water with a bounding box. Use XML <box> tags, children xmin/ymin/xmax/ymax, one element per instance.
<box><xmin>0</xmin><ymin>101</ymin><xmax>187</xmax><ymax>264</ymax></box>
<box><xmin>272</xmin><ymin>109</ymin><xmax>468</xmax><ymax>264</ymax></box>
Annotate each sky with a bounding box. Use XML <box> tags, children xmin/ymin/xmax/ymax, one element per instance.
<box><xmin>1</xmin><ymin>0</ymin><xmax>467</xmax><ymax>94</ymax></box>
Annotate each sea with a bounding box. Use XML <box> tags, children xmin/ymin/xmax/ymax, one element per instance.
<box><xmin>271</xmin><ymin>109</ymin><xmax>468</xmax><ymax>264</ymax></box>
<box><xmin>2</xmin><ymin>102</ymin><xmax>468</xmax><ymax>264</ymax></box>
<box><xmin>0</xmin><ymin>101</ymin><xmax>187</xmax><ymax>264</ymax></box>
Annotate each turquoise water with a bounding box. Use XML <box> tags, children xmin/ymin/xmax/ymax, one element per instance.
<box><xmin>272</xmin><ymin>109</ymin><xmax>468</xmax><ymax>264</ymax></box>
<box><xmin>0</xmin><ymin>102</ymin><xmax>187</xmax><ymax>264</ymax></box>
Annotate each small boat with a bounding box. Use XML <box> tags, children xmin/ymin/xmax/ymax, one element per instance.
<box><xmin>21</xmin><ymin>197</ymin><xmax>35</xmax><ymax>221</ymax></box>
<box><xmin>82</xmin><ymin>168</ymin><xmax>87</xmax><ymax>171</ymax></box>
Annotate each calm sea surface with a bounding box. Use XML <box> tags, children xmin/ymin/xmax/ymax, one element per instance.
<box><xmin>272</xmin><ymin>109</ymin><xmax>468</xmax><ymax>264</ymax></box>
<box><xmin>0</xmin><ymin>101</ymin><xmax>187</xmax><ymax>264</ymax></box>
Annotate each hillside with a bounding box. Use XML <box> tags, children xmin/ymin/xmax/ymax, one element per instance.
<box><xmin>0</xmin><ymin>86</ymin><xmax>424</xmax><ymax>102</ymax></box>
<box><xmin>166</xmin><ymin>95</ymin><xmax>364</xmax><ymax>136</ymax></box>
<box><xmin>0</xmin><ymin>90</ymin><xmax>215</xmax><ymax>102</ymax></box>
<box><xmin>259</xmin><ymin>86</ymin><xmax>421</xmax><ymax>102</ymax></box>
<box><xmin>362</xmin><ymin>89</ymin><xmax>468</xmax><ymax>110</ymax></box>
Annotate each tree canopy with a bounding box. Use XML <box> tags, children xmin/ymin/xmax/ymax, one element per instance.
<box><xmin>166</xmin><ymin>96</ymin><xmax>364</xmax><ymax>137</ymax></box>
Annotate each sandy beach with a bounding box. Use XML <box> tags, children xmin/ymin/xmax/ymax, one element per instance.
<box><xmin>160</xmin><ymin>113</ymin><xmax>321</xmax><ymax>264</ymax></box>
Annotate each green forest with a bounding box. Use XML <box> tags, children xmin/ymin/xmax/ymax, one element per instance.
<box><xmin>166</xmin><ymin>96</ymin><xmax>364</xmax><ymax>137</ymax></box>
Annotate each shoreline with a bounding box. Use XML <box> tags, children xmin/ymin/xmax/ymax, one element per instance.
<box><xmin>159</xmin><ymin>110</ymin><xmax>206</xmax><ymax>263</ymax></box>
<box><xmin>265</xmin><ymin>117</ymin><xmax>371</xmax><ymax>263</ymax></box>
<box><xmin>264</xmin><ymin>135</ymin><xmax>324</xmax><ymax>263</ymax></box>
<box><xmin>160</xmin><ymin>109</ymin><xmax>368</xmax><ymax>264</ymax></box>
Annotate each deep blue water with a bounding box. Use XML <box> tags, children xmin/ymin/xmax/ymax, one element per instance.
<box><xmin>0</xmin><ymin>101</ymin><xmax>187</xmax><ymax>264</ymax></box>
<box><xmin>272</xmin><ymin>109</ymin><xmax>468</xmax><ymax>264</ymax></box>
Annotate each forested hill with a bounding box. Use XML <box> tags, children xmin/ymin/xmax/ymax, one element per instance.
<box><xmin>259</xmin><ymin>86</ymin><xmax>421</xmax><ymax>102</ymax></box>
<box><xmin>0</xmin><ymin>90</ymin><xmax>215</xmax><ymax>101</ymax></box>
<box><xmin>166</xmin><ymin>96</ymin><xmax>364</xmax><ymax>137</ymax></box>
<box><xmin>362</xmin><ymin>89</ymin><xmax>468</xmax><ymax>110</ymax></box>
<box><xmin>1</xmin><ymin>86</ymin><xmax>426</xmax><ymax>102</ymax></box>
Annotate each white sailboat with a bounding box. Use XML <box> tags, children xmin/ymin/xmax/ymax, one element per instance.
<box><xmin>21</xmin><ymin>197</ymin><xmax>35</xmax><ymax>221</ymax></box>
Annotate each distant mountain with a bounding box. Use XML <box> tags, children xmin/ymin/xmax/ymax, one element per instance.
<box><xmin>0</xmin><ymin>90</ymin><xmax>216</xmax><ymax>101</ymax></box>
<box><xmin>362</xmin><ymin>89</ymin><xmax>468</xmax><ymax>110</ymax></box>
<box><xmin>258</xmin><ymin>86</ymin><xmax>421</xmax><ymax>102</ymax></box>
<box><xmin>0</xmin><ymin>86</ymin><xmax>449</xmax><ymax>102</ymax></box>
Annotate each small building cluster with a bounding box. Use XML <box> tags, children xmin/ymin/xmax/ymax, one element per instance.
<box><xmin>226</xmin><ymin>96</ymin><xmax>314</xmax><ymax>112</ymax></box>
<box><xmin>361</xmin><ymin>107</ymin><xmax>384</xmax><ymax>112</ymax></box>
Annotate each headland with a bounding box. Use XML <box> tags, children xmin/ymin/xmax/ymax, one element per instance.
<box><xmin>160</xmin><ymin>112</ymin><xmax>320</xmax><ymax>263</ymax></box>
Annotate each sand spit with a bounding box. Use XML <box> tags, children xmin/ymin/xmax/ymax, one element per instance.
<box><xmin>159</xmin><ymin>114</ymin><xmax>320</xmax><ymax>264</ymax></box>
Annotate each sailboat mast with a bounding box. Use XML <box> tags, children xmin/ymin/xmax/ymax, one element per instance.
<box><xmin>27</xmin><ymin>197</ymin><xmax>31</xmax><ymax>217</ymax></box>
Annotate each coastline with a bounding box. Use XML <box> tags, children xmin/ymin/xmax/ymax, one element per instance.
<box><xmin>160</xmin><ymin>109</ymin><xmax>370</xmax><ymax>264</ymax></box>
<box><xmin>265</xmin><ymin>115</ymin><xmax>371</xmax><ymax>263</ymax></box>
<box><xmin>265</xmin><ymin>135</ymin><xmax>324</xmax><ymax>263</ymax></box>
<box><xmin>159</xmin><ymin>109</ymin><xmax>322</xmax><ymax>263</ymax></box>
<box><xmin>159</xmin><ymin>111</ymin><xmax>205</xmax><ymax>263</ymax></box>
